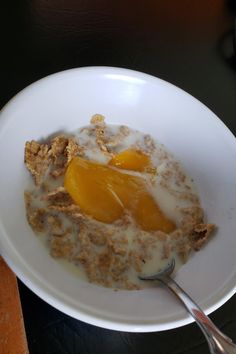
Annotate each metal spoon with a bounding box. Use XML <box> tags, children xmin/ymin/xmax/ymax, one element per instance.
<box><xmin>139</xmin><ymin>259</ymin><xmax>236</xmax><ymax>354</ymax></box>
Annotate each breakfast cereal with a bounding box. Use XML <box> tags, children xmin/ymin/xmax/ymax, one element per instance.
<box><xmin>24</xmin><ymin>115</ymin><xmax>215</xmax><ymax>289</ymax></box>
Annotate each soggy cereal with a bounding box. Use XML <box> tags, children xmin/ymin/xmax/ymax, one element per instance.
<box><xmin>24</xmin><ymin>115</ymin><xmax>215</xmax><ymax>289</ymax></box>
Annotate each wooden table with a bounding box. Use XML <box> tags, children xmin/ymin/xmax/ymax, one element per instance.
<box><xmin>0</xmin><ymin>258</ymin><xmax>28</xmax><ymax>354</ymax></box>
<box><xmin>1</xmin><ymin>0</ymin><xmax>236</xmax><ymax>353</ymax></box>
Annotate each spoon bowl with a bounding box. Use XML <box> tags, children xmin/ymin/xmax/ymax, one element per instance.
<box><xmin>139</xmin><ymin>258</ymin><xmax>176</xmax><ymax>281</ymax></box>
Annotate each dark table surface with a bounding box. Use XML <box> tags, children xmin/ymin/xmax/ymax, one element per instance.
<box><xmin>1</xmin><ymin>0</ymin><xmax>236</xmax><ymax>353</ymax></box>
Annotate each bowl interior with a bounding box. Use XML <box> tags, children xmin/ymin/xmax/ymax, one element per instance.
<box><xmin>0</xmin><ymin>67</ymin><xmax>236</xmax><ymax>332</ymax></box>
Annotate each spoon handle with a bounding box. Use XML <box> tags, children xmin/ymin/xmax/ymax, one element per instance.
<box><xmin>160</xmin><ymin>275</ymin><xmax>236</xmax><ymax>354</ymax></box>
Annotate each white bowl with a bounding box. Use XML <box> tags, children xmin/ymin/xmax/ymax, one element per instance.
<box><xmin>0</xmin><ymin>67</ymin><xmax>236</xmax><ymax>332</ymax></box>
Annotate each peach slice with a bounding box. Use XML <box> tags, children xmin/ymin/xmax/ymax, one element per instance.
<box><xmin>64</xmin><ymin>157</ymin><xmax>175</xmax><ymax>232</ymax></box>
<box><xmin>109</xmin><ymin>149</ymin><xmax>151</xmax><ymax>172</ymax></box>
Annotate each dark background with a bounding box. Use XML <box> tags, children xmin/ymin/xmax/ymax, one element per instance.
<box><xmin>1</xmin><ymin>0</ymin><xmax>236</xmax><ymax>353</ymax></box>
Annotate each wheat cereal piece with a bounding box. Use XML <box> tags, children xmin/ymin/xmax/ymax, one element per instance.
<box><xmin>180</xmin><ymin>213</ymin><xmax>200</xmax><ymax>235</ymax></box>
<box><xmin>50</xmin><ymin>166</ymin><xmax>66</xmax><ymax>178</ymax></box>
<box><xmin>50</xmin><ymin>136</ymin><xmax>83</xmax><ymax>177</ymax></box>
<box><xmin>192</xmin><ymin>223</ymin><xmax>215</xmax><ymax>251</ymax></box>
<box><xmin>119</xmin><ymin>125</ymin><xmax>130</xmax><ymax>136</ymax></box>
<box><xmin>154</xmin><ymin>230</ymin><xmax>168</xmax><ymax>241</ymax></box>
<box><xmin>106</xmin><ymin>125</ymin><xmax>130</xmax><ymax>148</ymax></box>
<box><xmin>86</xmin><ymin>261</ymin><xmax>112</xmax><ymax>287</ymax></box>
<box><xmin>178</xmin><ymin>192</ymin><xmax>199</xmax><ymax>204</ymax></box>
<box><xmin>26</xmin><ymin>208</ymin><xmax>46</xmax><ymax>233</ymax></box>
<box><xmin>24</xmin><ymin>191</ymin><xmax>46</xmax><ymax>232</ymax></box>
<box><xmin>178</xmin><ymin>206</ymin><xmax>203</xmax><ymax>236</ymax></box>
<box><xmin>180</xmin><ymin>206</ymin><xmax>204</xmax><ymax>224</ymax></box>
<box><xmin>107</xmin><ymin>234</ymin><xmax>128</xmax><ymax>256</ymax></box>
<box><xmin>48</xmin><ymin>204</ymin><xmax>84</xmax><ymax>223</ymax></box>
<box><xmin>177</xmin><ymin>241</ymin><xmax>191</xmax><ymax>263</ymax></box>
<box><xmin>77</xmin><ymin>250</ymin><xmax>89</xmax><ymax>265</ymax></box>
<box><xmin>49</xmin><ymin>136</ymin><xmax>68</xmax><ymax>177</ymax></box>
<box><xmin>24</xmin><ymin>191</ymin><xmax>46</xmax><ymax>233</ymax></box>
<box><xmin>97</xmin><ymin>127</ymin><xmax>106</xmax><ymax>138</ymax></box>
<box><xmin>96</xmin><ymin>137</ymin><xmax>109</xmax><ymax>153</ymax></box>
<box><xmin>160</xmin><ymin>168</ymin><xmax>172</xmax><ymax>181</ymax></box>
<box><xmin>145</xmin><ymin>166</ymin><xmax>157</xmax><ymax>175</ymax></box>
<box><xmin>47</xmin><ymin>215</ymin><xmax>63</xmax><ymax>235</ymax></box>
<box><xmin>90</xmin><ymin>114</ymin><xmax>105</xmax><ymax>125</ymax></box>
<box><xmin>90</xmin><ymin>115</ymin><xmax>109</xmax><ymax>152</ymax></box>
<box><xmin>50</xmin><ymin>135</ymin><xmax>68</xmax><ymax>158</ymax></box>
<box><xmin>50</xmin><ymin>134</ymin><xmax>83</xmax><ymax>162</ymax></box>
<box><xmin>88</xmin><ymin>232</ymin><xmax>106</xmax><ymax>246</ymax></box>
<box><xmin>88</xmin><ymin>230</ymin><xmax>107</xmax><ymax>246</ymax></box>
<box><xmin>50</xmin><ymin>231</ymin><xmax>73</xmax><ymax>258</ymax></box>
<box><xmin>24</xmin><ymin>141</ymin><xmax>51</xmax><ymax>185</ymax></box>
<box><xmin>110</xmin><ymin>244</ymin><xmax>127</xmax><ymax>256</ymax></box>
<box><xmin>78</xmin><ymin>223</ymin><xmax>92</xmax><ymax>248</ymax></box>
<box><xmin>144</xmin><ymin>134</ymin><xmax>156</xmax><ymax>154</ymax></box>
<box><xmin>105</xmin><ymin>134</ymin><xmax>123</xmax><ymax>148</ymax></box>
<box><xmin>170</xmin><ymin>229</ymin><xmax>183</xmax><ymax>240</ymax></box>
<box><xmin>97</xmin><ymin>251</ymin><xmax>112</xmax><ymax>271</ymax></box>
<box><xmin>44</xmin><ymin>187</ymin><xmax>73</xmax><ymax>206</ymax></box>
<box><xmin>110</xmin><ymin>255</ymin><xmax>129</xmax><ymax>279</ymax></box>
<box><xmin>114</xmin><ymin>212</ymin><xmax>133</xmax><ymax>227</ymax></box>
<box><xmin>132</xmin><ymin>252</ymin><xmax>144</xmax><ymax>273</ymax></box>
<box><xmin>77</xmin><ymin>221</ymin><xmax>109</xmax><ymax>246</ymax></box>
<box><xmin>66</xmin><ymin>138</ymin><xmax>84</xmax><ymax>163</ymax></box>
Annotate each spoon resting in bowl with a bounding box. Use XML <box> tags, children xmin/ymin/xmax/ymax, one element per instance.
<box><xmin>139</xmin><ymin>259</ymin><xmax>236</xmax><ymax>354</ymax></box>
